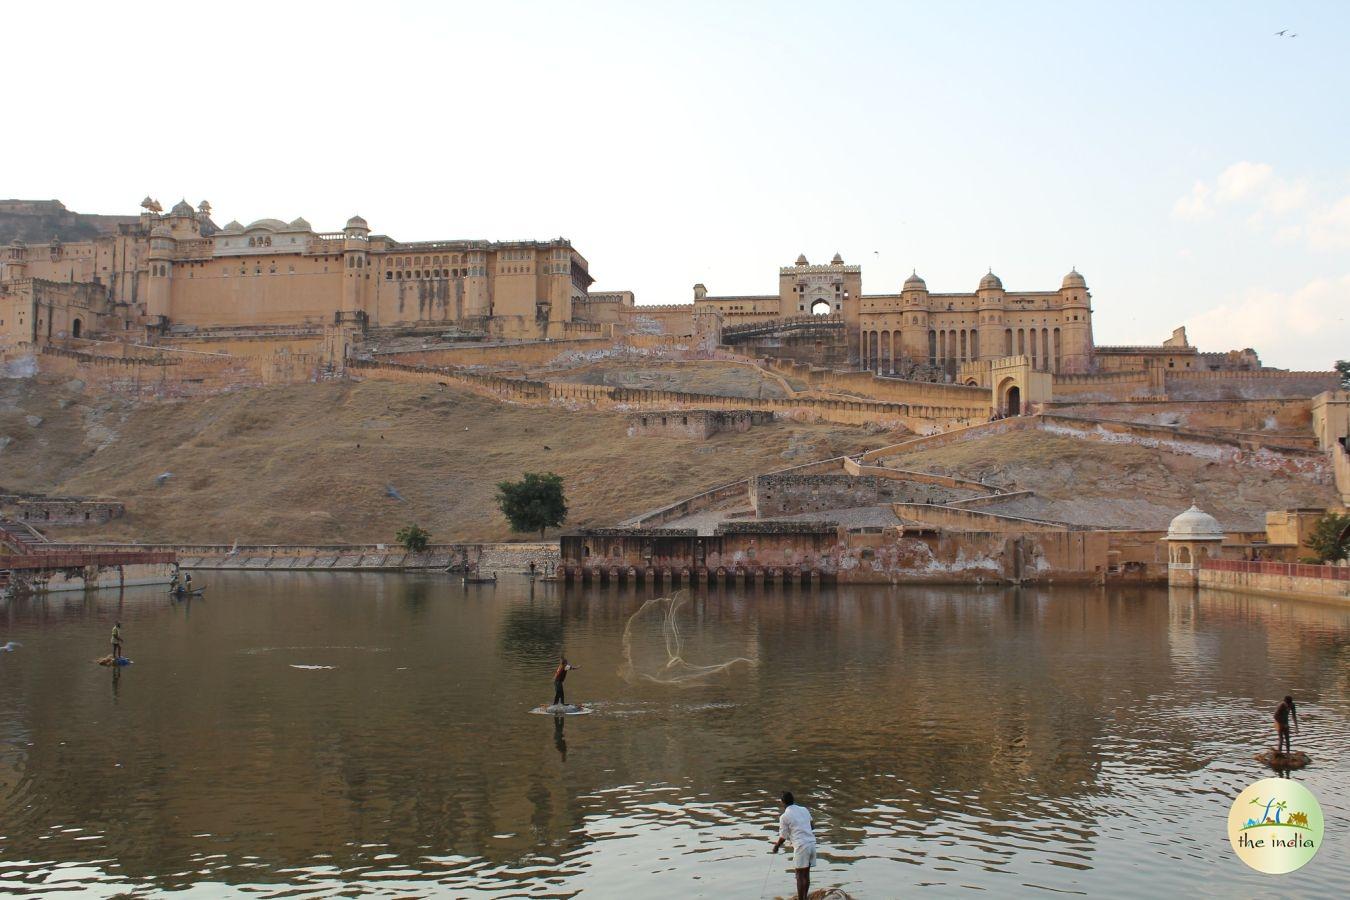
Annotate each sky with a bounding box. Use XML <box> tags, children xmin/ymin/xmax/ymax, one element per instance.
<box><xmin>6</xmin><ymin>1</ymin><xmax>1348</xmax><ymax>369</ymax></box>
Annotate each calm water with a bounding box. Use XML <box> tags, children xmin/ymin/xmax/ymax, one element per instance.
<box><xmin>1</xmin><ymin>575</ymin><xmax>1347</xmax><ymax>898</ymax></box>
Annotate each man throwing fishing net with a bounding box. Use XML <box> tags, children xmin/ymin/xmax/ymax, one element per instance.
<box><xmin>552</xmin><ymin>656</ymin><xmax>579</xmax><ymax>708</ymax></box>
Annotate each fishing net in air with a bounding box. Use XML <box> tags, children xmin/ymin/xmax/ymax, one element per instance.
<box><xmin>620</xmin><ymin>590</ymin><xmax>757</xmax><ymax>686</ymax></box>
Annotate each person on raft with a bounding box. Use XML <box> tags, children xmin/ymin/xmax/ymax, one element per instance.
<box><xmin>553</xmin><ymin>656</ymin><xmax>579</xmax><ymax>707</ymax></box>
<box><xmin>111</xmin><ymin>621</ymin><xmax>125</xmax><ymax>661</ymax></box>
<box><xmin>771</xmin><ymin>790</ymin><xmax>817</xmax><ymax>900</ymax></box>
<box><xmin>1274</xmin><ymin>695</ymin><xmax>1299</xmax><ymax>754</ymax></box>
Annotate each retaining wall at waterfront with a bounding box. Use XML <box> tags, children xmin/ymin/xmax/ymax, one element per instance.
<box><xmin>45</xmin><ymin>542</ymin><xmax>558</xmax><ymax>575</ymax></box>
<box><xmin>1198</xmin><ymin>559</ymin><xmax>1350</xmax><ymax>602</ymax></box>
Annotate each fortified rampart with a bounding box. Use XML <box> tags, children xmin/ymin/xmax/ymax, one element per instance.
<box><xmin>1041</xmin><ymin>397</ymin><xmax>1315</xmax><ymax>442</ymax></box>
<box><xmin>0</xmin><ymin>494</ymin><xmax>124</xmax><ymax>525</ymax></box>
<box><xmin>1163</xmin><ymin>370</ymin><xmax>1340</xmax><ymax>400</ymax></box>
<box><xmin>375</xmin><ymin>336</ymin><xmax>614</xmax><ymax>369</ymax></box>
<box><xmin>861</xmin><ymin>413</ymin><xmax>1331</xmax><ymax>484</ymax></box>
<box><xmin>628</xmin><ymin>409</ymin><xmax>774</xmax><ymax>439</ymax></box>
<box><xmin>347</xmin><ymin>360</ymin><xmax>985</xmax><ymax>430</ymax></box>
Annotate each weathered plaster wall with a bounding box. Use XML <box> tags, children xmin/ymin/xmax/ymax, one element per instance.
<box><xmin>1042</xmin><ymin>398</ymin><xmax>1314</xmax><ymax>438</ymax></box>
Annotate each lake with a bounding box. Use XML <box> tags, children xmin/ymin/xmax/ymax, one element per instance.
<box><xmin>1</xmin><ymin>574</ymin><xmax>1347</xmax><ymax>897</ymax></box>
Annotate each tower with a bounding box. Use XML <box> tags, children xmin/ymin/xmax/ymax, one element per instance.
<box><xmin>145</xmin><ymin>225</ymin><xmax>175</xmax><ymax>325</ymax></box>
<box><xmin>341</xmin><ymin>215</ymin><xmax>370</xmax><ymax>315</ymax></box>
<box><xmin>975</xmin><ymin>270</ymin><xmax>1005</xmax><ymax>373</ymax></box>
<box><xmin>1058</xmin><ymin>269</ymin><xmax>1093</xmax><ymax>373</ymax></box>
<box><xmin>976</xmin><ymin>271</ymin><xmax>1005</xmax><ymax>362</ymax></box>
<box><xmin>898</xmin><ymin>271</ymin><xmax>931</xmax><ymax>369</ymax></box>
<box><xmin>4</xmin><ymin>240</ymin><xmax>28</xmax><ymax>281</ymax></box>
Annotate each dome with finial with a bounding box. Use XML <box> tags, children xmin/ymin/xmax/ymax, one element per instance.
<box><xmin>903</xmin><ymin>270</ymin><xmax>927</xmax><ymax>291</ymax></box>
<box><xmin>978</xmin><ymin>270</ymin><xmax>1003</xmax><ymax>291</ymax></box>
<box><xmin>170</xmin><ymin>199</ymin><xmax>195</xmax><ymax>217</ymax></box>
<box><xmin>1061</xmin><ymin>268</ymin><xmax>1087</xmax><ymax>290</ymax></box>
<box><xmin>1166</xmin><ymin>505</ymin><xmax>1224</xmax><ymax>541</ymax></box>
<box><xmin>795</xmin><ymin>253</ymin><xmax>809</xmax><ymax>266</ymax></box>
<box><xmin>831</xmin><ymin>252</ymin><xmax>843</xmax><ymax>265</ymax></box>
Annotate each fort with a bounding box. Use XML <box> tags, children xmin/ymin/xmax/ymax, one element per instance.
<box><xmin>2</xmin><ymin>195</ymin><xmax>1347</xmax><ymax>598</ymax></box>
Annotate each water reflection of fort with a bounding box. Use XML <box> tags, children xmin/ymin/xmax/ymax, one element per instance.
<box><xmin>1</xmin><ymin>578</ymin><xmax>1347</xmax><ymax>891</ymax></box>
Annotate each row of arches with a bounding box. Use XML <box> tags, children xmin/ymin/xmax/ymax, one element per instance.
<box><xmin>859</xmin><ymin>326</ymin><xmax>1066</xmax><ymax>372</ymax></box>
<box><xmin>386</xmin><ymin>269</ymin><xmax>464</xmax><ymax>280</ymax></box>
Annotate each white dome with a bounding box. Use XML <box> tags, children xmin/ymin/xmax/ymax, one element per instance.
<box><xmin>1166</xmin><ymin>505</ymin><xmax>1224</xmax><ymax>540</ymax></box>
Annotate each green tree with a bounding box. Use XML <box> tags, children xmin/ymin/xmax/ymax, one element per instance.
<box><xmin>496</xmin><ymin>472</ymin><xmax>567</xmax><ymax>538</ymax></box>
<box><xmin>1336</xmin><ymin>359</ymin><xmax>1350</xmax><ymax>390</ymax></box>
<box><xmin>1305</xmin><ymin>512</ymin><xmax>1350</xmax><ymax>563</ymax></box>
<box><xmin>396</xmin><ymin>524</ymin><xmax>430</xmax><ymax>554</ymax></box>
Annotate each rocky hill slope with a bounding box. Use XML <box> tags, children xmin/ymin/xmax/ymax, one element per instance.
<box><xmin>0</xmin><ymin>376</ymin><xmax>884</xmax><ymax>544</ymax></box>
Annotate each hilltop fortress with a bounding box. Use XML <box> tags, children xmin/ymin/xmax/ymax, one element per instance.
<box><xmin>2</xmin><ymin>197</ymin><xmax>1348</xmax><ymax>584</ymax></box>
<box><xmin>0</xmin><ymin>196</ymin><xmax>1339</xmax><ymax>420</ymax></box>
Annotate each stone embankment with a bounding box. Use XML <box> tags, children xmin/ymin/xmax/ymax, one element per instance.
<box><xmin>1200</xmin><ymin>559</ymin><xmax>1350</xmax><ymax>602</ymax></box>
<box><xmin>44</xmin><ymin>542</ymin><xmax>558</xmax><ymax>576</ymax></box>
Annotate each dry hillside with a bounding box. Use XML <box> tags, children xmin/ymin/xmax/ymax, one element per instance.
<box><xmin>886</xmin><ymin>429</ymin><xmax>1338</xmax><ymax>530</ymax></box>
<box><xmin>0</xmin><ymin>376</ymin><xmax>887</xmax><ymax>544</ymax></box>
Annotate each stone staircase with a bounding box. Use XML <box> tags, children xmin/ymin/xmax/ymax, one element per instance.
<box><xmin>0</xmin><ymin>518</ymin><xmax>48</xmax><ymax>553</ymax></box>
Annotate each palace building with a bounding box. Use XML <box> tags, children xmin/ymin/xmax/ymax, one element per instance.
<box><xmin>1</xmin><ymin>197</ymin><xmax>599</xmax><ymax>347</ymax></box>
<box><xmin>678</xmin><ymin>253</ymin><xmax>1094</xmax><ymax>376</ymax></box>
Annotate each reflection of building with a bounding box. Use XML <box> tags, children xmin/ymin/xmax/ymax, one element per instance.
<box><xmin>1</xmin><ymin>197</ymin><xmax>605</xmax><ymax>348</ymax></box>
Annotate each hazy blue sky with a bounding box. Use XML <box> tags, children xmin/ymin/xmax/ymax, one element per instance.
<box><xmin>8</xmin><ymin>1</ymin><xmax>1347</xmax><ymax>368</ymax></box>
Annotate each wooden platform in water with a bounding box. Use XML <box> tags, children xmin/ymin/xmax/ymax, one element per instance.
<box><xmin>1255</xmin><ymin>749</ymin><xmax>1311</xmax><ymax>769</ymax></box>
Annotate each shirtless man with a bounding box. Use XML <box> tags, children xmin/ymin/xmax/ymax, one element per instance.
<box><xmin>1274</xmin><ymin>695</ymin><xmax>1299</xmax><ymax>754</ymax></box>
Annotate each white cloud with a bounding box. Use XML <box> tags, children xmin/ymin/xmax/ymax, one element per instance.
<box><xmin>1213</xmin><ymin>161</ymin><xmax>1273</xmax><ymax>203</ymax></box>
<box><xmin>1185</xmin><ymin>275</ymin><xmax>1350</xmax><ymax>369</ymax></box>
<box><xmin>1172</xmin><ymin>180</ymin><xmax>1212</xmax><ymax>219</ymax></box>
<box><xmin>1173</xmin><ymin>161</ymin><xmax>1345</xmax><ymax>253</ymax></box>
<box><xmin>1305</xmin><ymin>195</ymin><xmax>1350</xmax><ymax>251</ymax></box>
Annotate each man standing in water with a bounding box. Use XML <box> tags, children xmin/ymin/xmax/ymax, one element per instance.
<box><xmin>771</xmin><ymin>791</ymin><xmax>816</xmax><ymax>900</ymax></box>
<box><xmin>110</xmin><ymin>621</ymin><xmax>125</xmax><ymax>661</ymax></box>
<box><xmin>1274</xmin><ymin>695</ymin><xmax>1299</xmax><ymax>754</ymax></box>
<box><xmin>553</xmin><ymin>656</ymin><xmax>579</xmax><ymax>708</ymax></box>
